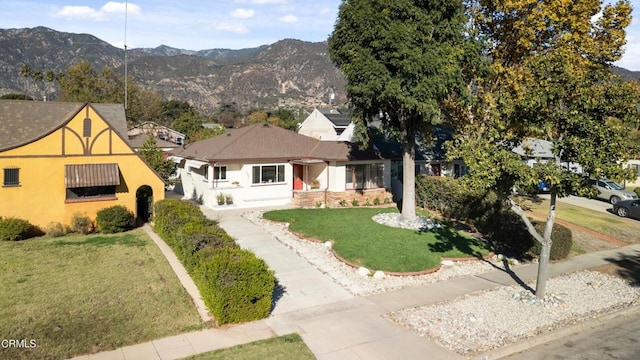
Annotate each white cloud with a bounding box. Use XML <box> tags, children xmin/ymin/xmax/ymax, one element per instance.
<box><xmin>279</xmin><ymin>14</ymin><xmax>298</xmax><ymax>23</ymax></box>
<box><xmin>53</xmin><ymin>2</ymin><xmax>141</xmax><ymax>21</ymax></box>
<box><xmin>213</xmin><ymin>22</ymin><xmax>249</xmax><ymax>34</ymax></box>
<box><xmin>102</xmin><ymin>2</ymin><xmax>141</xmax><ymax>16</ymax></box>
<box><xmin>54</xmin><ymin>6</ymin><xmax>104</xmax><ymax>20</ymax></box>
<box><xmin>231</xmin><ymin>8</ymin><xmax>255</xmax><ymax>19</ymax></box>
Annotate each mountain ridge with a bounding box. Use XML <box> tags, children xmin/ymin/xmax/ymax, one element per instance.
<box><xmin>0</xmin><ymin>27</ymin><xmax>345</xmax><ymax>113</ymax></box>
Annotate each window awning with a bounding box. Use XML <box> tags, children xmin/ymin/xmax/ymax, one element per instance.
<box><xmin>185</xmin><ymin>159</ymin><xmax>209</xmax><ymax>169</ymax></box>
<box><xmin>65</xmin><ymin>163</ymin><xmax>120</xmax><ymax>188</ymax></box>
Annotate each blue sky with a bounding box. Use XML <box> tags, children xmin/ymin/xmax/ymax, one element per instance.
<box><xmin>1</xmin><ymin>0</ymin><xmax>639</xmax><ymax>71</ymax></box>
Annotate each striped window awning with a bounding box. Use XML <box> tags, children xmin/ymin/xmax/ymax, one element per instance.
<box><xmin>65</xmin><ymin>163</ymin><xmax>120</xmax><ymax>188</ymax></box>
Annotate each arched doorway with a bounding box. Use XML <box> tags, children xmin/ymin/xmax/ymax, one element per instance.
<box><xmin>136</xmin><ymin>185</ymin><xmax>153</xmax><ymax>224</ymax></box>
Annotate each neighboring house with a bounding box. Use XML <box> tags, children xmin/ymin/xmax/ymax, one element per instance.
<box><xmin>625</xmin><ymin>160</ymin><xmax>640</xmax><ymax>187</ymax></box>
<box><xmin>298</xmin><ymin>108</ymin><xmax>355</xmax><ymax>141</ymax></box>
<box><xmin>512</xmin><ymin>138</ymin><xmax>583</xmax><ymax>174</ymax></box>
<box><xmin>0</xmin><ymin>100</ymin><xmax>165</xmax><ymax>228</ymax></box>
<box><xmin>127</xmin><ymin>134</ymin><xmax>181</xmax><ymax>153</ymax></box>
<box><xmin>128</xmin><ymin>121</ymin><xmax>186</xmax><ymax>146</ymax></box>
<box><xmin>170</xmin><ymin>123</ymin><xmax>391</xmax><ymax>208</ymax></box>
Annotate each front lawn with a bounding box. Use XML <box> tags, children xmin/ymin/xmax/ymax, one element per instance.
<box><xmin>182</xmin><ymin>334</ymin><xmax>315</xmax><ymax>360</ymax></box>
<box><xmin>263</xmin><ymin>208</ymin><xmax>491</xmax><ymax>272</ymax></box>
<box><xmin>0</xmin><ymin>229</ymin><xmax>203</xmax><ymax>360</ymax></box>
<box><xmin>526</xmin><ymin>198</ymin><xmax>640</xmax><ymax>244</ymax></box>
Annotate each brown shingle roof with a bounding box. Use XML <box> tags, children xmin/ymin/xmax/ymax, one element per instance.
<box><xmin>0</xmin><ymin>100</ymin><xmax>128</xmax><ymax>152</ymax></box>
<box><xmin>172</xmin><ymin>123</ymin><xmax>378</xmax><ymax>162</ymax></box>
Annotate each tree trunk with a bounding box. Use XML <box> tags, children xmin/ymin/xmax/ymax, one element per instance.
<box><xmin>535</xmin><ymin>190</ymin><xmax>556</xmax><ymax>299</ymax></box>
<box><xmin>401</xmin><ymin>120</ymin><xmax>417</xmax><ymax>221</ymax></box>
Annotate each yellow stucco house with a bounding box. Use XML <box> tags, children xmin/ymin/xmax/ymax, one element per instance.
<box><xmin>0</xmin><ymin>100</ymin><xmax>165</xmax><ymax>229</ymax></box>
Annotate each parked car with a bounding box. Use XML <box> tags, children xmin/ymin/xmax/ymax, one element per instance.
<box><xmin>613</xmin><ymin>199</ymin><xmax>640</xmax><ymax>220</ymax></box>
<box><xmin>588</xmin><ymin>178</ymin><xmax>638</xmax><ymax>204</ymax></box>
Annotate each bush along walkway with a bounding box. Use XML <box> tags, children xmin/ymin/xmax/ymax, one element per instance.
<box><xmin>142</xmin><ymin>224</ymin><xmax>213</xmax><ymax>323</ymax></box>
<box><xmin>152</xmin><ymin>200</ymin><xmax>276</xmax><ymax>326</ymax></box>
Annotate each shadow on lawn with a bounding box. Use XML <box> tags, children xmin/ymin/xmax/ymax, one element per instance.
<box><xmin>605</xmin><ymin>250</ymin><xmax>640</xmax><ymax>286</ymax></box>
<box><xmin>428</xmin><ymin>226</ymin><xmax>487</xmax><ymax>259</ymax></box>
<box><xmin>52</xmin><ymin>233</ymin><xmax>146</xmax><ymax>247</ymax></box>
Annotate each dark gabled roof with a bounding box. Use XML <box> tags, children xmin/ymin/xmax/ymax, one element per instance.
<box><xmin>371</xmin><ymin>124</ymin><xmax>455</xmax><ymax>161</ymax></box>
<box><xmin>0</xmin><ymin>100</ymin><xmax>128</xmax><ymax>152</ymax></box>
<box><xmin>318</xmin><ymin>109</ymin><xmax>352</xmax><ymax>127</ymax></box>
<box><xmin>172</xmin><ymin>123</ymin><xmax>381</xmax><ymax>163</ymax></box>
<box><xmin>0</xmin><ymin>100</ymin><xmax>82</xmax><ymax>151</ymax></box>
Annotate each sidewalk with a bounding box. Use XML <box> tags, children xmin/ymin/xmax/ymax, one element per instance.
<box><xmin>72</xmin><ymin>207</ymin><xmax>640</xmax><ymax>360</ymax></box>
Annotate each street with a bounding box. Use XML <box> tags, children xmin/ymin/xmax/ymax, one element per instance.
<box><xmin>503</xmin><ymin>307</ymin><xmax>640</xmax><ymax>360</ymax></box>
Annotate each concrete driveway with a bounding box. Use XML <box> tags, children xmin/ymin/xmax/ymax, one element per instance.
<box><xmin>538</xmin><ymin>194</ymin><xmax>613</xmax><ymax>213</ymax></box>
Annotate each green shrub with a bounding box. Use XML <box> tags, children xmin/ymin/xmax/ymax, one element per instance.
<box><xmin>194</xmin><ymin>247</ymin><xmax>275</xmax><ymax>325</ymax></box>
<box><xmin>415</xmin><ymin>175</ymin><xmax>502</xmax><ymax>228</ymax></box>
<box><xmin>351</xmin><ymin>199</ymin><xmax>359</xmax><ymax>207</ymax></box>
<box><xmin>154</xmin><ymin>199</ymin><xmax>207</xmax><ymax>242</ymax></box>
<box><xmin>175</xmin><ymin>220</ymin><xmax>238</xmax><ymax>271</ymax></box>
<box><xmin>0</xmin><ymin>218</ymin><xmax>39</xmax><ymax>241</ymax></box>
<box><xmin>45</xmin><ymin>222</ymin><xmax>68</xmax><ymax>237</ymax></box>
<box><xmin>530</xmin><ymin>221</ymin><xmax>573</xmax><ymax>260</ymax></box>
<box><xmin>70</xmin><ymin>213</ymin><xmax>94</xmax><ymax>234</ymax></box>
<box><xmin>95</xmin><ymin>205</ymin><xmax>134</xmax><ymax>233</ymax></box>
<box><xmin>373</xmin><ymin>197</ymin><xmax>381</xmax><ymax>206</ymax></box>
<box><xmin>634</xmin><ymin>187</ymin><xmax>640</xmax><ymax>197</ymax></box>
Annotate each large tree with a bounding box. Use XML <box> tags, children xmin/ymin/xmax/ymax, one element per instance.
<box><xmin>447</xmin><ymin>0</ymin><xmax>639</xmax><ymax>298</ymax></box>
<box><xmin>328</xmin><ymin>0</ymin><xmax>474</xmax><ymax>220</ymax></box>
<box><xmin>56</xmin><ymin>60</ymin><xmax>164</xmax><ymax>125</ymax></box>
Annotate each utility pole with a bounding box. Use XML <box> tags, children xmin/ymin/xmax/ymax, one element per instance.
<box><xmin>124</xmin><ymin>0</ymin><xmax>128</xmax><ymax>109</ymax></box>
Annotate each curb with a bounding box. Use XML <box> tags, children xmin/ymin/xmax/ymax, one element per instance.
<box><xmin>474</xmin><ymin>303</ymin><xmax>640</xmax><ymax>359</ymax></box>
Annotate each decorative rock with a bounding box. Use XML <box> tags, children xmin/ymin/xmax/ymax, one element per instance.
<box><xmin>357</xmin><ymin>267</ymin><xmax>370</xmax><ymax>277</ymax></box>
<box><xmin>323</xmin><ymin>241</ymin><xmax>333</xmax><ymax>249</ymax></box>
<box><xmin>371</xmin><ymin>213</ymin><xmax>441</xmax><ymax>232</ymax></box>
<box><xmin>441</xmin><ymin>260</ymin><xmax>455</xmax><ymax>266</ymax></box>
<box><xmin>373</xmin><ymin>270</ymin><xmax>385</xmax><ymax>279</ymax></box>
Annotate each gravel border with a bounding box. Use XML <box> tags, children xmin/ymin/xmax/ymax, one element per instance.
<box><xmin>244</xmin><ymin>210</ymin><xmax>514</xmax><ymax>296</ymax></box>
<box><xmin>245</xmin><ymin>210</ymin><xmax>640</xmax><ymax>355</ymax></box>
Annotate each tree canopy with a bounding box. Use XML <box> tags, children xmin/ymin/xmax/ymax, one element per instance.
<box><xmin>447</xmin><ymin>0</ymin><xmax>640</xmax><ymax>298</ymax></box>
<box><xmin>138</xmin><ymin>136</ymin><xmax>177</xmax><ymax>185</ymax></box>
<box><xmin>328</xmin><ymin>0</ymin><xmax>475</xmax><ymax>220</ymax></box>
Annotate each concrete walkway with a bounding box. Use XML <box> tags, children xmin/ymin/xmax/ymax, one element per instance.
<box><xmin>71</xmin><ymin>207</ymin><xmax>640</xmax><ymax>360</ymax></box>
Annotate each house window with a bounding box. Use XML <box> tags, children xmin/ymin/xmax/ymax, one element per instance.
<box><xmin>203</xmin><ymin>165</ymin><xmax>209</xmax><ymax>181</ymax></box>
<box><xmin>83</xmin><ymin>118</ymin><xmax>92</xmax><ymax>137</ymax></box>
<box><xmin>345</xmin><ymin>164</ymin><xmax>383</xmax><ymax>190</ymax></box>
<box><xmin>176</xmin><ymin>137</ymin><xmax>183</xmax><ymax>146</ymax></box>
<box><xmin>3</xmin><ymin>168</ymin><xmax>20</xmax><ymax>186</ymax></box>
<box><xmin>214</xmin><ymin>166</ymin><xmax>227</xmax><ymax>180</ymax></box>
<box><xmin>66</xmin><ymin>186</ymin><xmax>116</xmax><ymax>200</ymax></box>
<box><xmin>252</xmin><ymin>165</ymin><xmax>285</xmax><ymax>184</ymax></box>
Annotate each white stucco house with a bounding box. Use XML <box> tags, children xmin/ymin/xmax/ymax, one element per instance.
<box><xmin>298</xmin><ymin>108</ymin><xmax>355</xmax><ymax>141</ymax></box>
<box><xmin>170</xmin><ymin>123</ymin><xmax>392</xmax><ymax>208</ymax></box>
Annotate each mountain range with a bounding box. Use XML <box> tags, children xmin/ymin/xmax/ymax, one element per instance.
<box><xmin>0</xmin><ymin>27</ymin><xmax>345</xmax><ymax>113</ymax></box>
<box><xmin>1</xmin><ymin>27</ymin><xmax>639</xmax><ymax>114</ymax></box>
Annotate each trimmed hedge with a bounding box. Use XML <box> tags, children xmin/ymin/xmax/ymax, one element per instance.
<box><xmin>154</xmin><ymin>199</ymin><xmax>275</xmax><ymax>325</ymax></box>
<box><xmin>531</xmin><ymin>221</ymin><xmax>573</xmax><ymax>260</ymax></box>
<box><xmin>194</xmin><ymin>247</ymin><xmax>275</xmax><ymax>325</ymax></box>
<box><xmin>415</xmin><ymin>175</ymin><xmax>572</xmax><ymax>260</ymax></box>
<box><xmin>96</xmin><ymin>205</ymin><xmax>134</xmax><ymax>233</ymax></box>
<box><xmin>0</xmin><ymin>217</ymin><xmax>40</xmax><ymax>241</ymax></box>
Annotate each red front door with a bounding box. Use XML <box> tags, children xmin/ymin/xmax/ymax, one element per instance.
<box><xmin>293</xmin><ymin>164</ymin><xmax>303</xmax><ymax>190</ymax></box>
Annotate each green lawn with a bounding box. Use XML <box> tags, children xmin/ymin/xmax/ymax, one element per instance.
<box><xmin>263</xmin><ymin>208</ymin><xmax>491</xmax><ymax>272</ymax></box>
<box><xmin>527</xmin><ymin>198</ymin><xmax>640</xmax><ymax>244</ymax></box>
<box><xmin>183</xmin><ymin>334</ymin><xmax>315</xmax><ymax>360</ymax></box>
<box><xmin>0</xmin><ymin>229</ymin><xmax>204</xmax><ymax>360</ymax></box>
